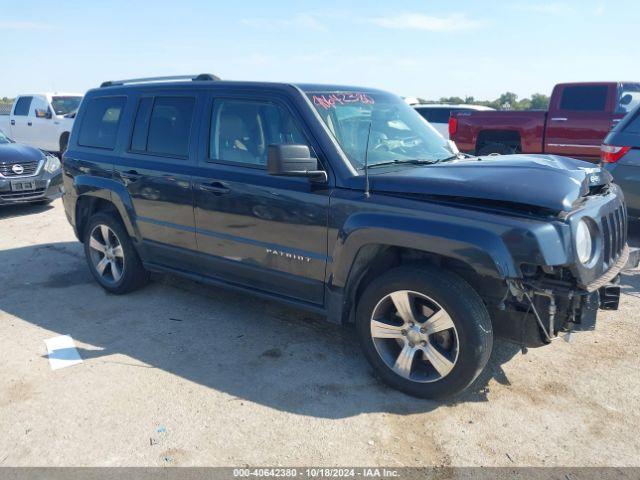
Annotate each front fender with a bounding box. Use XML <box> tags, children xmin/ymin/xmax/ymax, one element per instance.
<box><xmin>330</xmin><ymin>211</ymin><xmax>516</xmax><ymax>289</ymax></box>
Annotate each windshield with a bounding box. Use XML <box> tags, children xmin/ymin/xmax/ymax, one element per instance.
<box><xmin>0</xmin><ymin>129</ymin><xmax>11</xmax><ymax>144</ymax></box>
<box><xmin>306</xmin><ymin>90</ymin><xmax>454</xmax><ymax>169</ymax></box>
<box><xmin>51</xmin><ymin>96</ymin><xmax>83</xmax><ymax>116</ymax></box>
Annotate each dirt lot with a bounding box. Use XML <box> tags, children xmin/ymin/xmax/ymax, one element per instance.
<box><xmin>1</xmin><ymin>200</ymin><xmax>639</xmax><ymax>467</ymax></box>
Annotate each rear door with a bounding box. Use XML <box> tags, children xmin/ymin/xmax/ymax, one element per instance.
<box><xmin>10</xmin><ymin>96</ymin><xmax>33</xmax><ymax>143</ymax></box>
<box><xmin>113</xmin><ymin>91</ymin><xmax>200</xmax><ymax>266</ymax></box>
<box><xmin>192</xmin><ymin>92</ymin><xmax>330</xmax><ymax>305</ymax></box>
<box><xmin>545</xmin><ymin>84</ymin><xmax>615</xmax><ymax>161</ymax></box>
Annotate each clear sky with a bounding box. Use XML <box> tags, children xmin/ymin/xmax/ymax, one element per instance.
<box><xmin>2</xmin><ymin>0</ymin><xmax>639</xmax><ymax>100</ymax></box>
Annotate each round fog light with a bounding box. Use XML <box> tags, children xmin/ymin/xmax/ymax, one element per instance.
<box><xmin>576</xmin><ymin>218</ymin><xmax>594</xmax><ymax>264</ymax></box>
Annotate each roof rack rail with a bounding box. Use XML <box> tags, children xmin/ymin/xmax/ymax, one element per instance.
<box><xmin>100</xmin><ymin>73</ymin><xmax>220</xmax><ymax>88</ymax></box>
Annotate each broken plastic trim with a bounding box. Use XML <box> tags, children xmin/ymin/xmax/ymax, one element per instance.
<box><xmin>507</xmin><ymin>280</ymin><xmax>556</xmax><ymax>343</ymax></box>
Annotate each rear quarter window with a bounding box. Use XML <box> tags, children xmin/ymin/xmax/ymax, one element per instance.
<box><xmin>559</xmin><ymin>85</ymin><xmax>608</xmax><ymax>111</ymax></box>
<box><xmin>429</xmin><ymin>109</ymin><xmax>453</xmax><ymax>123</ymax></box>
<box><xmin>415</xmin><ymin>108</ymin><xmax>433</xmax><ymax>122</ymax></box>
<box><xmin>78</xmin><ymin>96</ymin><xmax>126</xmax><ymax>150</ymax></box>
<box><xmin>415</xmin><ymin>108</ymin><xmax>454</xmax><ymax>123</ymax></box>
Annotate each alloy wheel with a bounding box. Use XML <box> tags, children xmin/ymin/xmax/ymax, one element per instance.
<box><xmin>370</xmin><ymin>290</ymin><xmax>459</xmax><ymax>383</ymax></box>
<box><xmin>88</xmin><ymin>224</ymin><xmax>125</xmax><ymax>285</ymax></box>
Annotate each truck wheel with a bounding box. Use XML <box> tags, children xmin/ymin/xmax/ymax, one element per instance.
<box><xmin>83</xmin><ymin>212</ymin><xmax>149</xmax><ymax>294</ymax></box>
<box><xmin>356</xmin><ymin>265</ymin><xmax>493</xmax><ymax>399</ymax></box>
<box><xmin>477</xmin><ymin>142</ymin><xmax>515</xmax><ymax>156</ymax></box>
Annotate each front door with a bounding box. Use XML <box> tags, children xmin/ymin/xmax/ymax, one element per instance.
<box><xmin>193</xmin><ymin>95</ymin><xmax>330</xmax><ymax>305</ymax></box>
<box><xmin>113</xmin><ymin>93</ymin><xmax>200</xmax><ymax>266</ymax></box>
<box><xmin>545</xmin><ymin>84</ymin><xmax>614</xmax><ymax>161</ymax></box>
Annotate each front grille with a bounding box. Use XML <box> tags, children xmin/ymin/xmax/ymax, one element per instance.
<box><xmin>602</xmin><ymin>203</ymin><xmax>627</xmax><ymax>268</ymax></box>
<box><xmin>0</xmin><ymin>188</ymin><xmax>46</xmax><ymax>201</ymax></box>
<box><xmin>0</xmin><ymin>160</ymin><xmax>40</xmax><ymax>177</ymax></box>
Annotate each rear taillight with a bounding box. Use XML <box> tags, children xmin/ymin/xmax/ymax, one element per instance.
<box><xmin>448</xmin><ymin>116</ymin><xmax>458</xmax><ymax>137</ymax></box>
<box><xmin>600</xmin><ymin>145</ymin><xmax>631</xmax><ymax>163</ymax></box>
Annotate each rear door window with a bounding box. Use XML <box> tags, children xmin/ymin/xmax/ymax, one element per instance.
<box><xmin>78</xmin><ymin>96</ymin><xmax>126</xmax><ymax>149</ymax></box>
<box><xmin>141</xmin><ymin>97</ymin><xmax>195</xmax><ymax>157</ymax></box>
<box><xmin>13</xmin><ymin>96</ymin><xmax>33</xmax><ymax>116</ymax></box>
<box><xmin>559</xmin><ymin>85</ymin><xmax>608</xmax><ymax>111</ymax></box>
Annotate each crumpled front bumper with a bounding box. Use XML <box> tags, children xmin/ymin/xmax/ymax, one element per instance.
<box><xmin>493</xmin><ymin>245</ymin><xmax>639</xmax><ymax>347</ymax></box>
<box><xmin>583</xmin><ymin>245</ymin><xmax>638</xmax><ymax>292</ymax></box>
<box><xmin>573</xmin><ymin>246</ymin><xmax>640</xmax><ymax>331</ymax></box>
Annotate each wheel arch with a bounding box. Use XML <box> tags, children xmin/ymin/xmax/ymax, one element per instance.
<box><xmin>73</xmin><ymin>177</ymin><xmax>139</xmax><ymax>242</ymax></box>
<box><xmin>328</xmin><ymin>216</ymin><xmax>516</xmax><ymax>324</ymax></box>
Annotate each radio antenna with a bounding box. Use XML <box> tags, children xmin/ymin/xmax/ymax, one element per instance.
<box><xmin>363</xmin><ymin>121</ymin><xmax>373</xmax><ymax>198</ymax></box>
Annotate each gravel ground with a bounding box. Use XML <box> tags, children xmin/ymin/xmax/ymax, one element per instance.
<box><xmin>1</xmin><ymin>200</ymin><xmax>639</xmax><ymax>467</ymax></box>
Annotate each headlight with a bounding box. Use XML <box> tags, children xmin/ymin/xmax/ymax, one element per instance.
<box><xmin>44</xmin><ymin>154</ymin><xmax>61</xmax><ymax>173</ymax></box>
<box><xmin>576</xmin><ymin>218</ymin><xmax>595</xmax><ymax>264</ymax></box>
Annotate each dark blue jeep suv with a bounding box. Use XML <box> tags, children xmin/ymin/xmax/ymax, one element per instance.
<box><xmin>62</xmin><ymin>74</ymin><xmax>635</xmax><ymax>398</ymax></box>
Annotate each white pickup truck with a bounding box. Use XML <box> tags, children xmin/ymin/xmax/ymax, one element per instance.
<box><xmin>0</xmin><ymin>93</ymin><xmax>83</xmax><ymax>155</ymax></box>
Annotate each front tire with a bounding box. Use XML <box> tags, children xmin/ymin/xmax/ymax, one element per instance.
<box><xmin>83</xmin><ymin>212</ymin><xmax>149</xmax><ymax>294</ymax></box>
<box><xmin>356</xmin><ymin>265</ymin><xmax>493</xmax><ymax>399</ymax></box>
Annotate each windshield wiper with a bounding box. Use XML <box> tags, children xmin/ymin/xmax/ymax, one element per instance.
<box><xmin>433</xmin><ymin>153</ymin><xmax>471</xmax><ymax>164</ymax></box>
<box><xmin>365</xmin><ymin>159</ymin><xmax>438</xmax><ymax>169</ymax></box>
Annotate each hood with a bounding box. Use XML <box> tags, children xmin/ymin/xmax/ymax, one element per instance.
<box><xmin>0</xmin><ymin>142</ymin><xmax>44</xmax><ymax>164</ymax></box>
<box><xmin>362</xmin><ymin>154</ymin><xmax>610</xmax><ymax>213</ymax></box>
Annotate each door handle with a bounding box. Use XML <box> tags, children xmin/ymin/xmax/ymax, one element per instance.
<box><xmin>120</xmin><ymin>170</ymin><xmax>142</xmax><ymax>183</ymax></box>
<box><xmin>27</xmin><ymin>121</ymin><xmax>32</xmax><ymax>126</ymax></box>
<box><xmin>10</xmin><ymin>119</ymin><xmax>15</xmax><ymax>126</ymax></box>
<box><xmin>550</xmin><ymin>117</ymin><xmax>568</xmax><ymax>122</ymax></box>
<box><xmin>199</xmin><ymin>181</ymin><xmax>230</xmax><ymax>195</ymax></box>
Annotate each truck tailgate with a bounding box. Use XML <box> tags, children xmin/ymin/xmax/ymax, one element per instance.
<box><xmin>452</xmin><ymin>110</ymin><xmax>547</xmax><ymax>154</ymax></box>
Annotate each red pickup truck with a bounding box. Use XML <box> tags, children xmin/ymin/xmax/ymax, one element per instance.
<box><xmin>450</xmin><ymin>82</ymin><xmax>640</xmax><ymax>162</ymax></box>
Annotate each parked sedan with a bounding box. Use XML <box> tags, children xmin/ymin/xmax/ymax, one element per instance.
<box><xmin>0</xmin><ymin>129</ymin><xmax>63</xmax><ymax>205</ymax></box>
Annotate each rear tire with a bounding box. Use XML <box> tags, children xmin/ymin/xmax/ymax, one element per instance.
<box><xmin>356</xmin><ymin>264</ymin><xmax>493</xmax><ymax>399</ymax></box>
<box><xmin>83</xmin><ymin>212</ymin><xmax>149</xmax><ymax>294</ymax></box>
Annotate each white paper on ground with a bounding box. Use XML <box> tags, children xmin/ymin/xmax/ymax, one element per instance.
<box><xmin>44</xmin><ymin>335</ymin><xmax>83</xmax><ymax>370</ymax></box>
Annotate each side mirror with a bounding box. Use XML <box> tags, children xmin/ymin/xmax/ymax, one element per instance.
<box><xmin>267</xmin><ymin>145</ymin><xmax>327</xmax><ymax>181</ymax></box>
<box><xmin>35</xmin><ymin>109</ymin><xmax>52</xmax><ymax>119</ymax></box>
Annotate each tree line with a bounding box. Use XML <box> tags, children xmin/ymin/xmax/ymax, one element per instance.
<box><xmin>416</xmin><ymin>92</ymin><xmax>550</xmax><ymax>111</ymax></box>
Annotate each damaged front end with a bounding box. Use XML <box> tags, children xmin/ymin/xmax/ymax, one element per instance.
<box><xmin>491</xmin><ymin>184</ymin><xmax>639</xmax><ymax>348</ymax></box>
